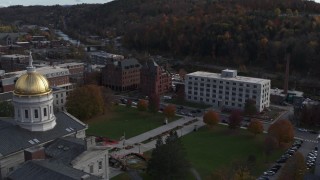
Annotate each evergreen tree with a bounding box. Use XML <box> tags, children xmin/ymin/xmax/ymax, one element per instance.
<box><xmin>147</xmin><ymin>131</ymin><xmax>189</xmax><ymax>180</ymax></box>
<box><xmin>0</xmin><ymin>101</ymin><xmax>14</xmax><ymax>117</ymax></box>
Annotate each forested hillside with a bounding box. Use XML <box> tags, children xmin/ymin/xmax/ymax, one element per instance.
<box><xmin>0</xmin><ymin>0</ymin><xmax>320</xmax><ymax>77</ymax></box>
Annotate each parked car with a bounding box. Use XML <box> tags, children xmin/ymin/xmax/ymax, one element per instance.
<box><xmin>309</xmin><ymin>130</ymin><xmax>318</xmax><ymax>134</ymax></box>
<box><xmin>177</xmin><ymin>106</ymin><xmax>184</xmax><ymax>110</ymax></box>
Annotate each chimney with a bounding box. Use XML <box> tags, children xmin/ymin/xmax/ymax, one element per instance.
<box><xmin>283</xmin><ymin>54</ymin><xmax>290</xmax><ymax>94</ymax></box>
<box><xmin>85</xmin><ymin>136</ymin><xmax>96</xmax><ymax>150</ymax></box>
<box><xmin>24</xmin><ymin>146</ymin><xmax>45</xmax><ymax>161</ymax></box>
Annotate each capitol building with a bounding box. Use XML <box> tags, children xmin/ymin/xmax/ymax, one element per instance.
<box><xmin>0</xmin><ymin>52</ymin><xmax>109</xmax><ymax>179</ymax></box>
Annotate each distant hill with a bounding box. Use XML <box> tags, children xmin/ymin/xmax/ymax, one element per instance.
<box><xmin>0</xmin><ymin>0</ymin><xmax>320</xmax><ymax>77</ymax></box>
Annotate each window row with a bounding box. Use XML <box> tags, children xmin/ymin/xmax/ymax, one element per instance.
<box><xmin>18</xmin><ymin>106</ymin><xmax>52</xmax><ymax>119</ymax></box>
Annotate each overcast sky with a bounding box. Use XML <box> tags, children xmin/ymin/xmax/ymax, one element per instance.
<box><xmin>0</xmin><ymin>0</ymin><xmax>319</xmax><ymax>7</ymax></box>
<box><xmin>0</xmin><ymin>0</ymin><xmax>113</xmax><ymax>7</ymax></box>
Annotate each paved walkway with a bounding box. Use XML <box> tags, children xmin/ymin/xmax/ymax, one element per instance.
<box><xmin>109</xmin><ymin>115</ymin><xmax>205</xmax><ymax>178</ymax></box>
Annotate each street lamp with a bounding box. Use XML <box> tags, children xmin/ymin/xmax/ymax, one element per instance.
<box><xmin>138</xmin><ymin>143</ymin><xmax>141</xmax><ymax>154</ymax></box>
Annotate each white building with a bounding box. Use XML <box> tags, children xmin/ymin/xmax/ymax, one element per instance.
<box><xmin>52</xmin><ymin>87</ymin><xmax>67</xmax><ymax>112</ymax></box>
<box><xmin>90</xmin><ymin>51</ymin><xmax>124</xmax><ymax>65</ymax></box>
<box><xmin>185</xmin><ymin>69</ymin><xmax>271</xmax><ymax>112</ymax></box>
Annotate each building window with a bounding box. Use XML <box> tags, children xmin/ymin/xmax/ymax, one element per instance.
<box><xmin>56</xmin><ymin>100</ymin><xmax>59</xmax><ymax>104</ymax></box>
<box><xmin>34</xmin><ymin>109</ymin><xmax>38</xmax><ymax>118</ymax></box>
<box><xmin>98</xmin><ymin>161</ymin><xmax>103</xmax><ymax>170</ymax></box>
<box><xmin>89</xmin><ymin>165</ymin><xmax>94</xmax><ymax>173</ymax></box>
<box><xmin>25</xmin><ymin>110</ymin><xmax>28</xmax><ymax>118</ymax></box>
<box><xmin>44</xmin><ymin>108</ymin><xmax>47</xmax><ymax>116</ymax></box>
<box><xmin>61</xmin><ymin>99</ymin><xmax>64</xmax><ymax>103</ymax></box>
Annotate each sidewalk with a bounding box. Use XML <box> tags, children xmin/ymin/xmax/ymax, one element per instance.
<box><xmin>109</xmin><ymin>116</ymin><xmax>205</xmax><ymax>178</ymax></box>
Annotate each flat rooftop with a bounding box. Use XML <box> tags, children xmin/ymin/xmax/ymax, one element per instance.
<box><xmin>187</xmin><ymin>71</ymin><xmax>270</xmax><ymax>84</ymax></box>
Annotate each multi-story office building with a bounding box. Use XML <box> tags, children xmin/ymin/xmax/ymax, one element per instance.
<box><xmin>101</xmin><ymin>58</ymin><xmax>141</xmax><ymax>91</ymax></box>
<box><xmin>185</xmin><ymin>69</ymin><xmax>270</xmax><ymax>112</ymax></box>
<box><xmin>140</xmin><ymin>60</ymin><xmax>172</xmax><ymax>96</ymax></box>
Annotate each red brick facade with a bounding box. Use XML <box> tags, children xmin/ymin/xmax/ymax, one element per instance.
<box><xmin>101</xmin><ymin>59</ymin><xmax>141</xmax><ymax>91</ymax></box>
<box><xmin>140</xmin><ymin>61</ymin><xmax>172</xmax><ymax>96</ymax></box>
<box><xmin>48</xmin><ymin>75</ymin><xmax>70</xmax><ymax>87</ymax></box>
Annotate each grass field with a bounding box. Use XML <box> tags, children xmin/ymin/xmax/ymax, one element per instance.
<box><xmin>112</xmin><ymin>125</ymin><xmax>284</xmax><ymax>179</ymax></box>
<box><xmin>86</xmin><ymin>105</ymin><xmax>179</xmax><ymax>140</ymax></box>
<box><xmin>182</xmin><ymin>126</ymin><xmax>284</xmax><ymax>178</ymax></box>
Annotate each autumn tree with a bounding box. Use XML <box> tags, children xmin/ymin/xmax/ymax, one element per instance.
<box><xmin>247</xmin><ymin>119</ymin><xmax>264</xmax><ymax>136</ymax></box>
<box><xmin>0</xmin><ymin>101</ymin><xmax>14</xmax><ymax>117</ymax></box>
<box><xmin>126</xmin><ymin>99</ymin><xmax>132</xmax><ymax>108</ymax></box>
<box><xmin>178</xmin><ymin>68</ymin><xmax>187</xmax><ymax>80</ymax></box>
<box><xmin>147</xmin><ymin>131</ymin><xmax>189</xmax><ymax>180</ymax></box>
<box><xmin>274</xmin><ymin>8</ymin><xmax>281</xmax><ymax>16</ymax></box>
<box><xmin>84</xmin><ymin>71</ymin><xmax>102</xmax><ymax>85</ymax></box>
<box><xmin>244</xmin><ymin>99</ymin><xmax>257</xmax><ymax>116</ymax></box>
<box><xmin>228</xmin><ymin>110</ymin><xmax>243</xmax><ymax>129</ymax></box>
<box><xmin>137</xmin><ymin>99</ymin><xmax>148</xmax><ymax>111</ymax></box>
<box><xmin>268</xmin><ymin>119</ymin><xmax>294</xmax><ymax>146</ymax></box>
<box><xmin>278</xmin><ymin>152</ymin><xmax>307</xmax><ymax>180</ymax></box>
<box><xmin>208</xmin><ymin>163</ymin><xmax>254</xmax><ymax>180</ymax></box>
<box><xmin>101</xmin><ymin>87</ymin><xmax>114</xmax><ymax>109</ymax></box>
<box><xmin>148</xmin><ymin>94</ymin><xmax>160</xmax><ymax>113</ymax></box>
<box><xmin>233</xmin><ymin>167</ymin><xmax>255</xmax><ymax>180</ymax></box>
<box><xmin>203</xmin><ymin>110</ymin><xmax>219</xmax><ymax>128</ymax></box>
<box><xmin>66</xmin><ymin>85</ymin><xmax>105</xmax><ymax>120</ymax></box>
<box><xmin>163</xmin><ymin>104</ymin><xmax>176</xmax><ymax>119</ymax></box>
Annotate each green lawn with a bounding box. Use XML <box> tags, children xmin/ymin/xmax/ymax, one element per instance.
<box><xmin>182</xmin><ymin>126</ymin><xmax>284</xmax><ymax>178</ymax></box>
<box><xmin>86</xmin><ymin>105</ymin><xmax>179</xmax><ymax>140</ymax></box>
<box><xmin>112</xmin><ymin>126</ymin><xmax>284</xmax><ymax>179</ymax></box>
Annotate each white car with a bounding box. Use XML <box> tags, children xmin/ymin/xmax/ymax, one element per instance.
<box><xmin>298</xmin><ymin>128</ymin><xmax>308</xmax><ymax>132</ymax></box>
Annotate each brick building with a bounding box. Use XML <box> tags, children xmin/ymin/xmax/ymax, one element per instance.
<box><xmin>57</xmin><ymin>62</ymin><xmax>84</xmax><ymax>84</ymax></box>
<box><xmin>0</xmin><ymin>54</ymin><xmax>29</xmax><ymax>72</ymax></box>
<box><xmin>101</xmin><ymin>58</ymin><xmax>141</xmax><ymax>91</ymax></box>
<box><xmin>140</xmin><ymin>60</ymin><xmax>172</xmax><ymax>96</ymax></box>
<box><xmin>0</xmin><ymin>66</ymin><xmax>71</xmax><ymax>93</ymax></box>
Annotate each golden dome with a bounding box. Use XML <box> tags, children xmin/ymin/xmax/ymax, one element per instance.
<box><xmin>14</xmin><ymin>72</ymin><xmax>51</xmax><ymax>96</ymax></box>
